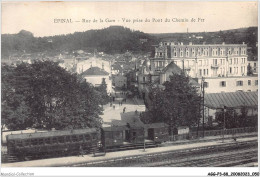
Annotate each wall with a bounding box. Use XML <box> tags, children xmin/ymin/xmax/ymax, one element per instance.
<box><xmin>77</xmin><ymin>57</ymin><xmax>111</xmax><ymax>74</ymax></box>
<box><xmin>114</xmin><ymin>75</ymin><xmax>127</xmax><ymax>88</ymax></box>
<box><xmin>83</xmin><ymin>75</ymin><xmax>112</xmax><ymax>93</ymax></box>
<box><xmin>198</xmin><ymin>76</ymin><xmax>258</xmax><ymax>93</ymax></box>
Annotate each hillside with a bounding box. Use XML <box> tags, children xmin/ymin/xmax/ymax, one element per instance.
<box><xmin>150</xmin><ymin>27</ymin><xmax>258</xmax><ymax>57</ymax></box>
<box><xmin>1</xmin><ymin>26</ymin><xmax>257</xmax><ymax>58</ymax></box>
<box><xmin>1</xmin><ymin>26</ymin><xmax>158</xmax><ymax>58</ymax></box>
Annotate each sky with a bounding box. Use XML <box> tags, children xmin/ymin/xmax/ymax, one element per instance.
<box><xmin>1</xmin><ymin>1</ymin><xmax>258</xmax><ymax>37</ymax></box>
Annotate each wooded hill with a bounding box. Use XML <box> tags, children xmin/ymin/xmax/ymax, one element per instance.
<box><xmin>1</xmin><ymin>26</ymin><xmax>257</xmax><ymax>58</ymax></box>
<box><xmin>1</xmin><ymin>26</ymin><xmax>158</xmax><ymax>58</ymax></box>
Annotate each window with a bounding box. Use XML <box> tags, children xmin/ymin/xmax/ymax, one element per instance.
<box><xmin>24</xmin><ymin>139</ymin><xmax>30</xmax><ymax>146</ymax></box>
<box><xmin>159</xmin><ymin>52</ymin><xmax>162</xmax><ymax>57</ymax></box>
<box><xmin>58</xmin><ymin>136</ymin><xmax>64</xmax><ymax>143</ymax></box>
<box><xmin>229</xmin><ymin>67</ymin><xmax>232</xmax><ymax>74</ymax></box>
<box><xmin>180</xmin><ymin>51</ymin><xmax>183</xmax><ymax>57</ymax></box>
<box><xmin>213</xmin><ymin>59</ymin><xmax>217</xmax><ymax>65</ymax></box>
<box><xmin>248</xmin><ymin>80</ymin><xmax>251</xmax><ymax>85</ymax></box>
<box><xmin>199</xmin><ymin>69</ymin><xmax>202</xmax><ymax>76</ymax></box>
<box><xmin>206</xmin><ymin>69</ymin><xmax>209</xmax><ymax>75</ymax></box>
<box><xmin>255</xmin><ymin>80</ymin><xmax>258</xmax><ymax>86</ymax></box>
<box><xmin>220</xmin><ymin>81</ymin><xmax>226</xmax><ymax>87</ymax></box>
<box><xmin>203</xmin><ymin>69</ymin><xmax>206</xmax><ymax>75</ymax></box>
<box><xmin>65</xmin><ymin>136</ymin><xmax>71</xmax><ymax>143</ymax></box>
<box><xmin>39</xmin><ymin>139</ymin><xmax>44</xmax><ymax>145</ymax></box>
<box><xmin>16</xmin><ymin>140</ymin><xmax>23</xmax><ymax>147</ymax></box>
<box><xmin>236</xmin><ymin>81</ymin><xmax>243</xmax><ymax>86</ymax></box>
<box><xmin>204</xmin><ymin>82</ymin><xmax>209</xmax><ymax>88</ymax></box>
<box><xmin>45</xmin><ymin>138</ymin><xmax>51</xmax><ymax>144</ymax></box>
<box><xmin>31</xmin><ymin>139</ymin><xmax>38</xmax><ymax>146</ymax></box>
<box><xmin>72</xmin><ymin>135</ymin><xmax>78</xmax><ymax>142</ymax></box>
<box><xmin>79</xmin><ymin>135</ymin><xmax>84</xmax><ymax>142</ymax></box>
<box><xmin>52</xmin><ymin>137</ymin><xmax>58</xmax><ymax>144</ymax></box>
<box><xmin>85</xmin><ymin>134</ymin><xmax>91</xmax><ymax>140</ymax></box>
<box><xmin>229</xmin><ymin>59</ymin><xmax>232</xmax><ymax>64</ymax></box>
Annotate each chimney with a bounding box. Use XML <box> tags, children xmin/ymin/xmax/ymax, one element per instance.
<box><xmin>189</xmin><ymin>42</ymin><xmax>192</xmax><ymax>45</ymax></box>
<box><xmin>242</xmin><ymin>42</ymin><xmax>245</xmax><ymax>45</ymax></box>
<box><xmin>181</xmin><ymin>42</ymin><xmax>183</xmax><ymax>45</ymax></box>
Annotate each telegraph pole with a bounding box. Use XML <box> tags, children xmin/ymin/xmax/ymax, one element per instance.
<box><xmin>202</xmin><ymin>77</ymin><xmax>205</xmax><ymax>138</ymax></box>
<box><xmin>222</xmin><ymin>106</ymin><xmax>226</xmax><ymax>143</ymax></box>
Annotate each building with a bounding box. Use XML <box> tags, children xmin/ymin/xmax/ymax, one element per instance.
<box><xmin>113</xmin><ymin>75</ymin><xmax>127</xmax><ymax>88</ymax></box>
<box><xmin>204</xmin><ymin>91</ymin><xmax>258</xmax><ymax>124</ymax></box>
<box><xmin>152</xmin><ymin>41</ymin><xmax>248</xmax><ymax>78</ymax></box>
<box><xmin>198</xmin><ymin>76</ymin><xmax>258</xmax><ymax>93</ymax></box>
<box><xmin>76</xmin><ymin>57</ymin><xmax>111</xmax><ymax>75</ymax></box>
<box><xmin>81</xmin><ymin>67</ymin><xmax>112</xmax><ymax>93</ymax></box>
<box><xmin>59</xmin><ymin>58</ymin><xmax>77</xmax><ymax>73</ymax></box>
<box><xmin>248</xmin><ymin>60</ymin><xmax>258</xmax><ymax>74</ymax></box>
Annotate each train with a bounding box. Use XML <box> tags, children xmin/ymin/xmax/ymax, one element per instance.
<box><xmin>4</xmin><ymin>122</ymin><xmax>169</xmax><ymax>162</ymax></box>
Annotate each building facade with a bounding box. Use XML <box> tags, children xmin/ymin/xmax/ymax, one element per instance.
<box><xmin>198</xmin><ymin>76</ymin><xmax>258</xmax><ymax>93</ymax></box>
<box><xmin>152</xmin><ymin>42</ymin><xmax>248</xmax><ymax>78</ymax></box>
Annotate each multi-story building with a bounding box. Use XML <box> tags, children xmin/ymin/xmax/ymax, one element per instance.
<box><xmin>248</xmin><ymin>60</ymin><xmax>258</xmax><ymax>74</ymax></box>
<box><xmin>152</xmin><ymin>41</ymin><xmax>248</xmax><ymax>78</ymax></box>
<box><xmin>198</xmin><ymin>76</ymin><xmax>258</xmax><ymax>93</ymax></box>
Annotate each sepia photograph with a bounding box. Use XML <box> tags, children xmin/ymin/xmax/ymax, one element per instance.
<box><xmin>1</xmin><ymin>1</ymin><xmax>259</xmax><ymax>176</ymax></box>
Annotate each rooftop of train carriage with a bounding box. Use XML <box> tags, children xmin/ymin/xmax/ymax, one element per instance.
<box><xmin>6</xmin><ymin>128</ymin><xmax>97</xmax><ymax>140</ymax></box>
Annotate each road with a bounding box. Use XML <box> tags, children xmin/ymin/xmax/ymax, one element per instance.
<box><xmin>101</xmin><ymin>91</ymin><xmax>146</xmax><ymax>126</ymax></box>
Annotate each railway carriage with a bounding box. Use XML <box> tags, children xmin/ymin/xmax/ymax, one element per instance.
<box><xmin>101</xmin><ymin>126</ymin><xmax>128</xmax><ymax>148</ymax></box>
<box><xmin>145</xmin><ymin>123</ymin><xmax>169</xmax><ymax>143</ymax></box>
<box><xmin>6</xmin><ymin>128</ymin><xmax>97</xmax><ymax>160</ymax></box>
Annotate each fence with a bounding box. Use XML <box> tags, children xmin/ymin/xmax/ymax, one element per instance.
<box><xmin>170</xmin><ymin>127</ymin><xmax>257</xmax><ymax>142</ymax></box>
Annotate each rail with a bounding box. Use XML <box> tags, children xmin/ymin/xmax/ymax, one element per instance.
<box><xmin>68</xmin><ymin>139</ymin><xmax>257</xmax><ymax>167</ymax></box>
<box><xmin>170</xmin><ymin>127</ymin><xmax>257</xmax><ymax>141</ymax></box>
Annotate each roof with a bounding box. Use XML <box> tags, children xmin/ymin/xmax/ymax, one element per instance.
<box><xmin>144</xmin><ymin>123</ymin><xmax>169</xmax><ymax>129</ymax></box>
<box><xmin>161</xmin><ymin>62</ymin><xmax>182</xmax><ymax>74</ymax></box>
<box><xmin>102</xmin><ymin>126</ymin><xmax>129</xmax><ymax>132</ymax></box>
<box><xmin>120</xmin><ymin>112</ymin><xmax>144</xmax><ymax>128</ymax></box>
<box><xmin>81</xmin><ymin>67</ymin><xmax>109</xmax><ymax>76</ymax></box>
<box><xmin>204</xmin><ymin>91</ymin><xmax>258</xmax><ymax>109</ymax></box>
<box><xmin>7</xmin><ymin>128</ymin><xmax>97</xmax><ymax>140</ymax></box>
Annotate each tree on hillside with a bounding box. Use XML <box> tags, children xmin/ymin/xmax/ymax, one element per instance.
<box><xmin>147</xmin><ymin>72</ymin><xmax>201</xmax><ymax>135</ymax></box>
<box><xmin>1</xmin><ymin>61</ymin><xmax>103</xmax><ymax>131</ymax></box>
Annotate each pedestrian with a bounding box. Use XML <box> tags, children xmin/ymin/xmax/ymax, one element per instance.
<box><xmin>79</xmin><ymin>145</ymin><xmax>84</xmax><ymax>157</ymax></box>
<box><xmin>110</xmin><ymin>102</ymin><xmax>112</xmax><ymax>107</ymax></box>
<box><xmin>135</xmin><ymin>110</ymin><xmax>138</xmax><ymax>115</ymax></box>
<box><xmin>123</xmin><ymin>107</ymin><xmax>126</xmax><ymax>113</ymax></box>
<box><xmin>113</xmin><ymin>104</ymin><xmax>115</xmax><ymax>110</ymax></box>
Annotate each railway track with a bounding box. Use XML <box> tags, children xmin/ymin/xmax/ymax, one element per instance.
<box><xmin>157</xmin><ymin>149</ymin><xmax>257</xmax><ymax>167</ymax></box>
<box><xmin>69</xmin><ymin>139</ymin><xmax>257</xmax><ymax>167</ymax></box>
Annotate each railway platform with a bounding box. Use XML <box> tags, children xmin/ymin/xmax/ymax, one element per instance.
<box><xmin>2</xmin><ymin>136</ymin><xmax>257</xmax><ymax>167</ymax></box>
